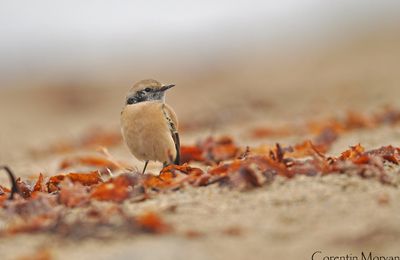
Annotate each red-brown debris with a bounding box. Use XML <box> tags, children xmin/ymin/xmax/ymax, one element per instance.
<box><xmin>33</xmin><ymin>173</ymin><xmax>47</xmax><ymax>193</ymax></box>
<box><xmin>181</xmin><ymin>136</ymin><xmax>240</xmax><ymax>164</ymax></box>
<box><xmin>135</xmin><ymin>211</ymin><xmax>171</xmax><ymax>234</ymax></box>
<box><xmin>2</xmin><ymin>107</ymin><xmax>400</xmax><ymax>239</ymax></box>
<box><xmin>180</xmin><ymin>145</ymin><xmax>204</xmax><ymax>163</ymax></box>
<box><xmin>1</xmin><ymin>139</ymin><xmax>399</xmax><ymax>238</ymax></box>
<box><xmin>90</xmin><ymin>174</ymin><xmax>137</xmax><ymax>203</ymax></box>
<box><xmin>143</xmin><ymin>164</ymin><xmax>205</xmax><ymax>191</ymax></box>
<box><xmin>249</xmin><ymin>107</ymin><xmax>400</xmax><ymax>153</ymax></box>
<box><xmin>47</xmin><ymin>171</ymin><xmax>103</xmax><ymax>193</ymax></box>
<box><xmin>59</xmin><ymin>180</ymin><xmax>90</xmax><ymax>208</ymax></box>
<box><xmin>16</xmin><ymin>178</ymin><xmax>32</xmax><ymax>199</ymax></box>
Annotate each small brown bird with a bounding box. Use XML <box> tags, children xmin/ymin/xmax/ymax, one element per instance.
<box><xmin>121</xmin><ymin>79</ymin><xmax>180</xmax><ymax>174</ymax></box>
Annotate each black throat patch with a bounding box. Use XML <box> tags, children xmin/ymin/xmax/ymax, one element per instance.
<box><xmin>126</xmin><ymin>89</ymin><xmax>164</xmax><ymax>105</ymax></box>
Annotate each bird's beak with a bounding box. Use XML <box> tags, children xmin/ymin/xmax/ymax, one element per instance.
<box><xmin>160</xmin><ymin>84</ymin><xmax>175</xmax><ymax>91</ymax></box>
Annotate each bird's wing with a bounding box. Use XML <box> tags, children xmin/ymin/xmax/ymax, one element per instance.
<box><xmin>162</xmin><ymin>104</ymin><xmax>180</xmax><ymax>165</ymax></box>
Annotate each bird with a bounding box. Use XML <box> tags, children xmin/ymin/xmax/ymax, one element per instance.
<box><xmin>120</xmin><ymin>79</ymin><xmax>180</xmax><ymax>174</ymax></box>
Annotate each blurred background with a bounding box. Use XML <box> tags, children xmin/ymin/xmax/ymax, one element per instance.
<box><xmin>1</xmin><ymin>0</ymin><xmax>400</xmax><ymax>158</ymax></box>
<box><xmin>1</xmin><ymin>3</ymin><xmax>400</xmax><ymax>258</ymax></box>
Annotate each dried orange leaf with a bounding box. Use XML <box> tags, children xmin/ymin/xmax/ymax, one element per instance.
<box><xmin>365</xmin><ymin>145</ymin><xmax>400</xmax><ymax>164</ymax></box>
<box><xmin>313</xmin><ymin>127</ymin><xmax>338</xmax><ymax>153</ymax></box>
<box><xmin>290</xmin><ymin>140</ymin><xmax>325</xmax><ymax>158</ymax></box>
<box><xmin>0</xmin><ymin>185</ymin><xmax>11</xmax><ymax>193</ymax></box>
<box><xmin>200</xmin><ymin>136</ymin><xmax>240</xmax><ymax>163</ymax></box>
<box><xmin>90</xmin><ymin>174</ymin><xmax>136</xmax><ymax>202</ymax></box>
<box><xmin>135</xmin><ymin>212</ymin><xmax>171</xmax><ymax>234</ymax></box>
<box><xmin>250</xmin><ymin>126</ymin><xmax>293</xmax><ymax>139</ymax></box>
<box><xmin>180</xmin><ymin>146</ymin><xmax>204</xmax><ymax>163</ymax></box>
<box><xmin>339</xmin><ymin>144</ymin><xmax>365</xmax><ymax>160</ymax></box>
<box><xmin>59</xmin><ymin>180</ymin><xmax>89</xmax><ymax>208</ymax></box>
<box><xmin>16</xmin><ymin>178</ymin><xmax>32</xmax><ymax>198</ymax></box>
<box><xmin>0</xmin><ymin>194</ymin><xmax>7</xmax><ymax>207</ymax></box>
<box><xmin>148</xmin><ymin>164</ymin><xmax>205</xmax><ymax>190</ymax></box>
<box><xmin>33</xmin><ymin>173</ymin><xmax>46</xmax><ymax>193</ymax></box>
<box><xmin>374</xmin><ymin>106</ymin><xmax>400</xmax><ymax>125</ymax></box>
<box><xmin>47</xmin><ymin>171</ymin><xmax>102</xmax><ymax>192</ymax></box>
<box><xmin>344</xmin><ymin>111</ymin><xmax>372</xmax><ymax>129</ymax></box>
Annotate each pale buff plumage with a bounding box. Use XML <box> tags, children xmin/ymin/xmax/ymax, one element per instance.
<box><xmin>120</xmin><ymin>79</ymin><xmax>179</xmax><ymax>173</ymax></box>
<box><xmin>121</xmin><ymin>102</ymin><xmax>178</xmax><ymax>162</ymax></box>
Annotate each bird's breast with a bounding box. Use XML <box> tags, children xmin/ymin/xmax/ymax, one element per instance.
<box><xmin>120</xmin><ymin>102</ymin><xmax>176</xmax><ymax>162</ymax></box>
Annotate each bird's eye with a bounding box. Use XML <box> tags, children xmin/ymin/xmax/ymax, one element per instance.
<box><xmin>144</xmin><ymin>87</ymin><xmax>151</xmax><ymax>92</ymax></box>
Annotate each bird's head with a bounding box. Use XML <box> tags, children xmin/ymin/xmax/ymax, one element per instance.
<box><xmin>125</xmin><ymin>79</ymin><xmax>175</xmax><ymax>105</ymax></box>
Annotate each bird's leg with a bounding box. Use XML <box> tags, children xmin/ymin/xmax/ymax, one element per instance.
<box><xmin>0</xmin><ymin>165</ymin><xmax>19</xmax><ymax>200</ymax></box>
<box><xmin>142</xmin><ymin>160</ymin><xmax>149</xmax><ymax>174</ymax></box>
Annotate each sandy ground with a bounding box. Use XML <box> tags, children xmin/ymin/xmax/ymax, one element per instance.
<box><xmin>1</xmin><ymin>31</ymin><xmax>400</xmax><ymax>260</ymax></box>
